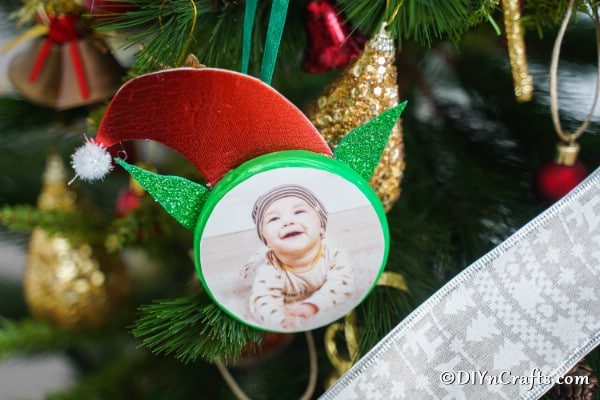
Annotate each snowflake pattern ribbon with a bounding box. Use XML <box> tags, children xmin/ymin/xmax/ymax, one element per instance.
<box><xmin>321</xmin><ymin>168</ymin><xmax>600</xmax><ymax>400</ymax></box>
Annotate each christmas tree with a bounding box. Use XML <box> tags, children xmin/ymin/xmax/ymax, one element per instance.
<box><xmin>1</xmin><ymin>0</ymin><xmax>599</xmax><ymax>399</ymax></box>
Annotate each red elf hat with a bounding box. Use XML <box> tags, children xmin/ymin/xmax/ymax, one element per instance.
<box><xmin>71</xmin><ymin>67</ymin><xmax>332</xmax><ymax>185</ymax></box>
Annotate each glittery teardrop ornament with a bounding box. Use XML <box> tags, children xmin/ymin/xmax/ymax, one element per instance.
<box><xmin>305</xmin><ymin>23</ymin><xmax>404</xmax><ymax>211</ymax></box>
<box><xmin>24</xmin><ymin>154</ymin><xmax>130</xmax><ymax>329</ymax></box>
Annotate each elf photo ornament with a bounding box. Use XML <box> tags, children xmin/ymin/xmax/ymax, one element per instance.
<box><xmin>71</xmin><ymin>68</ymin><xmax>405</xmax><ymax>333</ymax></box>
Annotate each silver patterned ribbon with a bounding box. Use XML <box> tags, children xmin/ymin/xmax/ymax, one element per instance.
<box><xmin>321</xmin><ymin>168</ymin><xmax>600</xmax><ymax>400</ymax></box>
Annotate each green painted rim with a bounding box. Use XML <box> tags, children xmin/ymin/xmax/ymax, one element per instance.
<box><xmin>194</xmin><ymin>150</ymin><xmax>390</xmax><ymax>332</ymax></box>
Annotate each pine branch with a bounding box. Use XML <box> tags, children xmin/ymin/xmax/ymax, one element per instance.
<box><xmin>46</xmin><ymin>355</ymin><xmax>145</xmax><ymax>400</ymax></box>
<box><xmin>92</xmin><ymin>0</ymin><xmax>307</xmax><ymax>77</ymax></box>
<box><xmin>338</xmin><ymin>0</ymin><xmax>498</xmax><ymax>46</ymax></box>
<box><xmin>0</xmin><ymin>97</ymin><xmax>87</xmax><ymax>148</ymax></box>
<box><xmin>0</xmin><ymin>97</ymin><xmax>63</xmax><ymax>131</ymax></box>
<box><xmin>132</xmin><ymin>292</ymin><xmax>263</xmax><ymax>364</ymax></box>
<box><xmin>0</xmin><ymin>196</ymin><xmax>173</xmax><ymax>253</ymax></box>
<box><xmin>355</xmin><ymin>193</ymin><xmax>458</xmax><ymax>352</ymax></box>
<box><xmin>356</xmin><ymin>285</ymin><xmax>412</xmax><ymax>353</ymax></box>
<box><xmin>93</xmin><ymin>0</ymin><xmax>226</xmax><ymax>72</ymax></box>
<box><xmin>104</xmin><ymin>197</ymin><xmax>174</xmax><ymax>253</ymax></box>
<box><xmin>0</xmin><ymin>206</ymin><xmax>104</xmax><ymax>244</ymax></box>
<box><xmin>522</xmin><ymin>0</ymin><xmax>598</xmax><ymax>35</ymax></box>
<box><xmin>0</xmin><ymin>318</ymin><xmax>92</xmax><ymax>361</ymax></box>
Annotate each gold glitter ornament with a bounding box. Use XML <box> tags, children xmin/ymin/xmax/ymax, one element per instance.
<box><xmin>24</xmin><ymin>154</ymin><xmax>130</xmax><ymax>329</ymax></box>
<box><xmin>502</xmin><ymin>0</ymin><xmax>533</xmax><ymax>102</ymax></box>
<box><xmin>305</xmin><ymin>23</ymin><xmax>404</xmax><ymax>212</ymax></box>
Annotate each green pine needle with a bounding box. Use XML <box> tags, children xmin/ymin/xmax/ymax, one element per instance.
<box><xmin>104</xmin><ymin>197</ymin><xmax>174</xmax><ymax>253</ymax></box>
<box><xmin>132</xmin><ymin>292</ymin><xmax>262</xmax><ymax>364</ymax></box>
<box><xmin>46</xmin><ymin>355</ymin><xmax>145</xmax><ymax>400</ymax></box>
<box><xmin>0</xmin><ymin>318</ymin><xmax>90</xmax><ymax>361</ymax></box>
<box><xmin>522</xmin><ymin>0</ymin><xmax>597</xmax><ymax>35</ymax></box>
<box><xmin>0</xmin><ymin>96</ymin><xmax>82</xmax><ymax>133</ymax></box>
<box><xmin>356</xmin><ymin>285</ymin><xmax>412</xmax><ymax>354</ymax></box>
<box><xmin>0</xmin><ymin>206</ymin><xmax>103</xmax><ymax>244</ymax></box>
<box><xmin>93</xmin><ymin>0</ymin><xmax>225</xmax><ymax>72</ymax></box>
<box><xmin>92</xmin><ymin>0</ymin><xmax>306</xmax><ymax>77</ymax></box>
<box><xmin>0</xmin><ymin>195</ymin><xmax>176</xmax><ymax>254</ymax></box>
<box><xmin>338</xmin><ymin>0</ymin><xmax>497</xmax><ymax>46</ymax></box>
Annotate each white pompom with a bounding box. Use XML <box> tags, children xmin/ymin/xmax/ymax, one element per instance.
<box><xmin>70</xmin><ymin>139</ymin><xmax>113</xmax><ymax>182</ymax></box>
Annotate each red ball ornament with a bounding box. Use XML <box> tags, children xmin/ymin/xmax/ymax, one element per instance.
<box><xmin>115</xmin><ymin>186</ymin><xmax>143</xmax><ymax>218</ymax></box>
<box><xmin>234</xmin><ymin>333</ymin><xmax>295</xmax><ymax>367</ymax></box>
<box><xmin>115</xmin><ymin>162</ymin><xmax>150</xmax><ymax>217</ymax></box>
<box><xmin>536</xmin><ymin>142</ymin><xmax>588</xmax><ymax>201</ymax></box>
<box><xmin>302</xmin><ymin>0</ymin><xmax>367</xmax><ymax>73</ymax></box>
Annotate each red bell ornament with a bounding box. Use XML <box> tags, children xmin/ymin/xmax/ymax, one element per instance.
<box><xmin>302</xmin><ymin>0</ymin><xmax>367</xmax><ymax>73</ymax></box>
<box><xmin>536</xmin><ymin>141</ymin><xmax>588</xmax><ymax>202</ymax></box>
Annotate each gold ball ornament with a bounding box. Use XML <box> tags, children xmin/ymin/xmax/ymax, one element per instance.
<box><xmin>24</xmin><ymin>154</ymin><xmax>130</xmax><ymax>329</ymax></box>
<box><xmin>305</xmin><ymin>23</ymin><xmax>405</xmax><ymax>211</ymax></box>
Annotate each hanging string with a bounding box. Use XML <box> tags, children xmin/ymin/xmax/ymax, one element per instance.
<box><xmin>259</xmin><ymin>0</ymin><xmax>289</xmax><ymax>84</ymax></box>
<box><xmin>156</xmin><ymin>0</ymin><xmax>198</xmax><ymax>67</ymax></box>
<box><xmin>240</xmin><ymin>0</ymin><xmax>290</xmax><ymax>84</ymax></box>
<box><xmin>175</xmin><ymin>0</ymin><xmax>198</xmax><ymax>67</ymax></box>
<box><xmin>385</xmin><ymin>0</ymin><xmax>403</xmax><ymax>26</ymax></box>
<box><xmin>241</xmin><ymin>0</ymin><xmax>257</xmax><ymax>75</ymax></box>
<box><xmin>549</xmin><ymin>0</ymin><xmax>600</xmax><ymax>144</ymax></box>
<box><xmin>215</xmin><ymin>331</ymin><xmax>318</xmax><ymax>400</ymax></box>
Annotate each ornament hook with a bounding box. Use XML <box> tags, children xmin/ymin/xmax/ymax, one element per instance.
<box><xmin>549</xmin><ymin>0</ymin><xmax>600</xmax><ymax>145</ymax></box>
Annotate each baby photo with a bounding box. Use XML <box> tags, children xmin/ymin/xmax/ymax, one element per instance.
<box><xmin>199</xmin><ymin>167</ymin><xmax>386</xmax><ymax>332</ymax></box>
<box><xmin>248</xmin><ymin>184</ymin><xmax>354</xmax><ymax>330</ymax></box>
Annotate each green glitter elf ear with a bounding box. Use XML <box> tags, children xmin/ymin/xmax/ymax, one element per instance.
<box><xmin>115</xmin><ymin>159</ymin><xmax>209</xmax><ymax>230</ymax></box>
<box><xmin>334</xmin><ymin>101</ymin><xmax>407</xmax><ymax>181</ymax></box>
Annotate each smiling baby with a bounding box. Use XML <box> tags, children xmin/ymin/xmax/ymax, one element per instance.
<box><xmin>248</xmin><ymin>184</ymin><xmax>354</xmax><ymax>330</ymax></box>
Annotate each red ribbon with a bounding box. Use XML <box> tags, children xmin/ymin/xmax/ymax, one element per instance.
<box><xmin>28</xmin><ymin>14</ymin><xmax>90</xmax><ymax>99</ymax></box>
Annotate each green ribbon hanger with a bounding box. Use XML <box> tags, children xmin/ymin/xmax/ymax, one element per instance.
<box><xmin>241</xmin><ymin>0</ymin><xmax>290</xmax><ymax>84</ymax></box>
